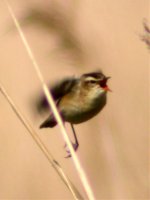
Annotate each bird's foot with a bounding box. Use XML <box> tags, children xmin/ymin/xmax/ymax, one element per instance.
<box><xmin>64</xmin><ymin>142</ymin><xmax>79</xmax><ymax>158</ymax></box>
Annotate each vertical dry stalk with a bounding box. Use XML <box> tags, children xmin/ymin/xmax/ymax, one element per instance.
<box><xmin>0</xmin><ymin>83</ymin><xmax>83</xmax><ymax>200</ymax></box>
<box><xmin>3</xmin><ymin>1</ymin><xmax>95</xmax><ymax>199</ymax></box>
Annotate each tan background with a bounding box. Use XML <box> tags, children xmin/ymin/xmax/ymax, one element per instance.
<box><xmin>0</xmin><ymin>0</ymin><xmax>149</xmax><ymax>199</ymax></box>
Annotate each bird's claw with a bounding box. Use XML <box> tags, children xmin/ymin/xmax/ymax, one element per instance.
<box><xmin>64</xmin><ymin>142</ymin><xmax>79</xmax><ymax>158</ymax></box>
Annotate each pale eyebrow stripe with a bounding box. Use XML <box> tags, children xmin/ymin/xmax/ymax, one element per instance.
<box><xmin>84</xmin><ymin>77</ymin><xmax>100</xmax><ymax>81</ymax></box>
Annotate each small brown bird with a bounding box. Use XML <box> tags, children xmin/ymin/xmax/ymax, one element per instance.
<box><xmin>37</xmin><ymin>71</ymin><xmax>111</xmax><ymax>155</ymax></box>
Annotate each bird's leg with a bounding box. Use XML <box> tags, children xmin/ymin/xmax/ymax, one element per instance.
<box><xmin>65</xmin><ymin>124</ymin><xmax>79</xmax><ymax>158</ymax></box>
<box><xmin>70</xmin><ymin>124</ymin><xmax>79</xmax><ymax>151</ymax></box>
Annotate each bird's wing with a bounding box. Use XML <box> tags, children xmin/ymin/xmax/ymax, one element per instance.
<box><xmin>36</xmin><ymin>77</ymin><xmax>78</xmax><ymax>113</ymax></box>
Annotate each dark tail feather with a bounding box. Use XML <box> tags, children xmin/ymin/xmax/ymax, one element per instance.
<box><xmin>39</xmin><ymin>116</ymin><xmax>57</xmax><ymax>128</ymax></box>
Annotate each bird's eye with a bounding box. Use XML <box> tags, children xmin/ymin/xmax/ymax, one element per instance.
<box><xmin>89</xmin><ymin>80</ymin><xmax>96</xmax><ymax>84</ymax></box>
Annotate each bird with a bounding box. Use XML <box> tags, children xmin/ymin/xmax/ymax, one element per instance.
<box><xmin>37</xmin><ymin>71</ymin><xmax>111</xmax><ymax>156</ymax></box>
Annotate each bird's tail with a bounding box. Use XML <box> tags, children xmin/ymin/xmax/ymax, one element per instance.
<box><xmin>39</xmin><ymin>116</ymin><xmax>57</xmax><ymax>128</ymax></box>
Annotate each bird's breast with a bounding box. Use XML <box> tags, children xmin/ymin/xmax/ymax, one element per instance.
<box><xmin>59</xmin><ymin>90</ymin><xmax>107</xmax><ymax>124</ymax></box>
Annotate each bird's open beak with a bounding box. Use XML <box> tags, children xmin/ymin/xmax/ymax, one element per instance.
<box><xmin>103</xmin><ymin>85</ymin><xmax>112</xmax><ymax>92</ymax></box>
<box><xmin>104</xmin><ymin>77</ymin><xmax>112</xmax><ymax>92</ymax></box>
<box><xmin>99</xmin><ymin>76</ymin><xmax>112</xmax><ymax>92</ymax></box>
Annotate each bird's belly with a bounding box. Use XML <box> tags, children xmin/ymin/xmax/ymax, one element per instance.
<box><xmin>60</xmin><ymin>94</ymin><xmax>106</xmax><ymax>124</ymax></box>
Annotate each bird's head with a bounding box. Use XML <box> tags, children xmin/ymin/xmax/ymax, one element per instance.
<box><xmin>81</xmin><ymin>71</ymin><xmax>111</xmax><ymax>92</ymax></box>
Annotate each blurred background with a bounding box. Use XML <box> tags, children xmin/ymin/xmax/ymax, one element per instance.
<box><xmin>0</xmin><ymin>0</ymin><xmax>149</xmax><ymax>199</ymax></box>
